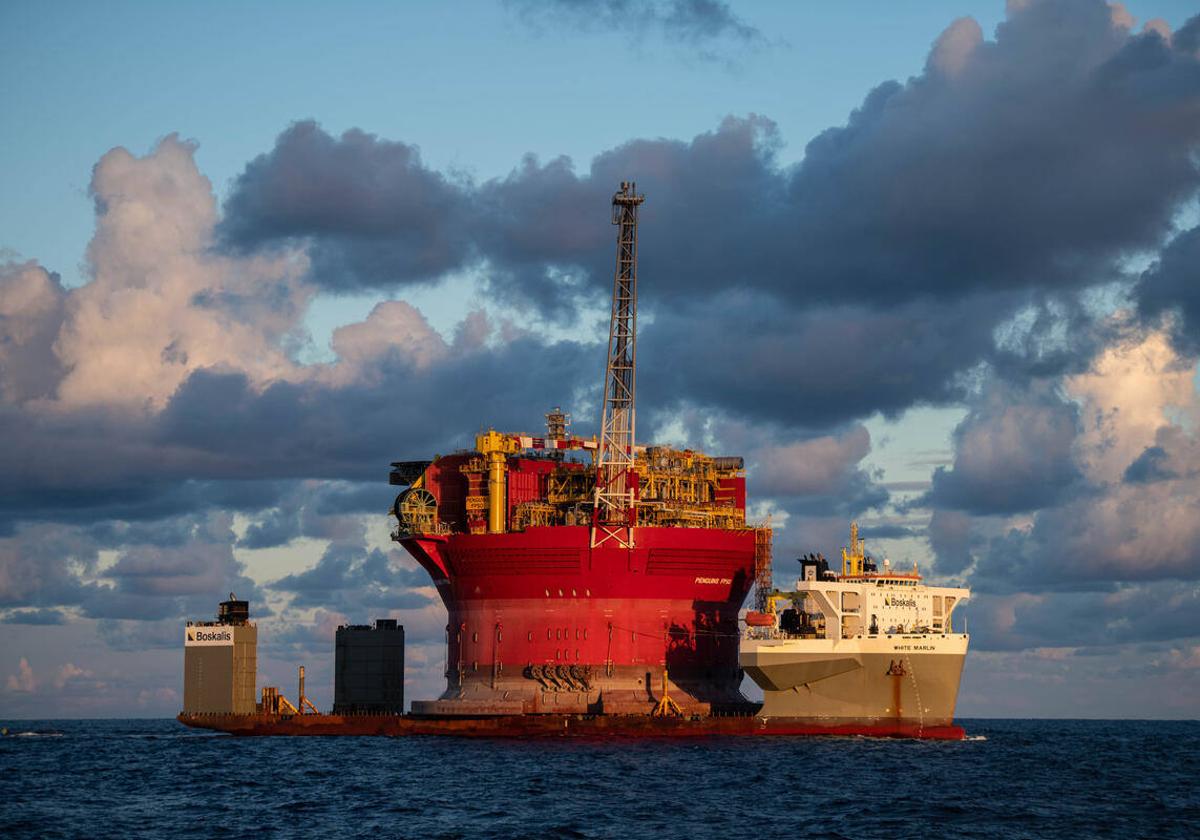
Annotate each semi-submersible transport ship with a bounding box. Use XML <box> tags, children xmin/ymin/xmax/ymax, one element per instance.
<box><xmin>178</xmin><ymin>183</ymin><xmax>971</xmax><ymax>739</ymax></box>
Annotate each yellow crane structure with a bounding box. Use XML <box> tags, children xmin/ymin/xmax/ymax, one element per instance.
<box><xmin>258</xmin><ymin>665</ymin><xmax>320</xmax><ymax>715</ymax></box>
<box><xmin>841</xmin><ymin>521</ymin><xmax>866</xmax><ymax>577</ymax></box>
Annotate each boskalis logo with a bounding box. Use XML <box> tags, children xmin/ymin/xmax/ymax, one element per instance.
<box><xmin>884</xmin><ymin>596</ymin><xmax>917</xmax><ymax>608</ymax></box>
<box><xmin>186</xmin><ymin>627</ymin><xmax>234</xmax><ymax>645</ymax></box>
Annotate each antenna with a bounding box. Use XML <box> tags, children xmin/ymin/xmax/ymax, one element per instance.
<box><xmin>592</xmin><ymin>181</ymin><xmax>645</xmax><ymax>549</ymax></box>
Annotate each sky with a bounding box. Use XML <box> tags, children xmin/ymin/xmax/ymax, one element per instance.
<box><xmin>2</xmin><ymin>0</ymin><xmax>1199</xmax><ymax>719</ymax></box>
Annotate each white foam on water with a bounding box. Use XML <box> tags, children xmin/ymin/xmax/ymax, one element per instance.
<box><xmin>963</xmin><ymin>734</ymin><xmax>988</xmax><ymax>741</ymax></box>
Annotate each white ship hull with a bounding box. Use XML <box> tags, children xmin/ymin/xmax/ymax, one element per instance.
<box><xmin>741</xmin><ymin>633</ymin><xmax>969</xmax><ymax>728</ymax></box>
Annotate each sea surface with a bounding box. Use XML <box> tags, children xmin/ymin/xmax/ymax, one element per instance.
<box><xmin>1</xmin><ymin>718</ymin><xmax>1196</xmax><ymax>839</ymax></box>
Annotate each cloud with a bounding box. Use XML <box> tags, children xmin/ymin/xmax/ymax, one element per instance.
<box><xmin>268</xmin><ymin>543</ymin><xmax>433</xmax><ymax>614</ymax></box>
<box><xmin>1</xmin><ymin>608</ymin><xmax>67</xmax><ymax>625</ymax></box>
<box><xmin>1137</xmin><ymin>225</ymin><xmax>1200</xmax><ymax>354</ymax></box>
<box><xmin>640</xmin><ymin>291</ymin><xmax>1006</xmax><ymax>430</ymax></box>
<box><xmin>0</xmin><ymin>524</ymin><xmax>99</xmax><ymax>609</ymax></box>
<box><xmin>1122</xmin><ymin>445</ymin><xmax>1175</xmax><ymax>483</ymax></box>
<box><xmin>6</xmin><ymin>657</ymin><xmax>37</xmax><ymax>692</ymax></box>
<box><xmin>53</xmin><ymin>662</ymin><xmax>93</xmax><ymax>690</ymax></box>
<box><xmin>743</xmin><ymin>424</ymin><xmax>888</xmax><ymax>522</ymax></box>
<box><xmin>926</xmin><ymin>379</ymin><xmax>1082</xmax><ymax>515</ymax></box>
<box><xmin>0</xmin><ymin>261</ymin><xmax>67</xmax><ymax>404</ymax></box>
<box><xmin>504</xmin><ymin>0</ymin><xmax>765</xmax><ymax>51</ymax></box>
<box><xmin>928</xmin><ymin>329</ymin><xmax>1200</xmax><ymax>590</ymax></box>
<box><xmin>205</xmin><ymin>3</ymin><xmax>1200</xmax><ymax>453</ymax></box>
<box><xmin>928</xmin><ymin>17</ymin><xmax>984</xmax><ymax>77</ymax></box>
<box><xmin>219</xmin><ymin>123</ymin><xmax>472</xmax><ymax>292</ymax></box>
<box><xmin>56</xmin><ymin>135</ymin><xmax>309</xmax><ymax>410</ymax></box>
<box><xmin>0</xmin><ymin>511</ymin><xmax>262</xmax><ymax>622</ymax></box>
<box><xmin>966</xmin><ymin>582</ymin><xmax>1200</xmax><ymax>650</ymax></box>
<box><xmin>237</xmin><ymin>480</ymin><xmax>394</xmax><ymax>550</ymax></box>
<box><xmin>927</xmin><ymin>509</ymin><xmax>976</xmax><ymax>577</ymax></box>
<box><xmin>1065</xmin><ymin>327</ymin><xmax>1197</xmax><ymax>483</ymax></box>
<box><xmin>751</xmin><ymin>424</ymin><xmax>874</xmax><ymax>498</ymax></box>
<box><xmin>222</xmin><ymin>6</ymin><xmax>1200</xmax><ymax>320</ymax></box>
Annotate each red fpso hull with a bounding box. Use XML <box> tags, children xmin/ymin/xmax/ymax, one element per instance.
<box><xmin>401</xmin><ymin>525</ymin><xmax>758</xmax><ymax>715</ymax></box>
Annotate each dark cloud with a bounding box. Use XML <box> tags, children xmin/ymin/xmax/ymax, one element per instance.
<box><xmin>504</xmin><ymin>0</ymin><xmax>764</xmax><ymax>49</ymax></box>
<box><xmin>966</xmin><ymin>582</ymin><xmax>1200</xmax><ymax>651</ymax></box>
<box><xmin>238</xmin><ymin>481</ymin><xmax>386</xmax><ymax>550</ymax></box>
<box><xmin>966</xmin><ymin>485</ymin><xmax>1200</xmax><ymax>592</ymax></box>
<box><xmin>927</xmin><ymin>508</ymin><xmax>976</xmax><ymax>578</ymax></box>
<box><xmin>0</xmin><ymin>310</ymin><xmax>596</xmax><ymax>530</ymax></box>
<box><xmin>1123</xmin><ymin>445</ymin><xmax>1176</xmax><ymax>483</ymax></box>
<box><xmin>857</xmin><ymin>523</ymin><xmax>920</xmax><ymax>541</ymax></box>
<box><xmin>268</xmin><ymin>543</ymin><xmax>431</xmax><ymax>613</ymax></box>
<box><xmin>207</xmin><ymin>4</ymin><xmax>1200</xmax><ymax>474</ymax></box>
<box><xmin>223</xmin><ymin>4</ymin><xmax>1200</xmax><ymax>320</ymax></box>
<box><xmin>746</xmin><ymin>425</ymin><xmax>876</xmax><ymax>498</ymax></box>
<box><xmin>1137</xmin><ymin>225</ymin><xmax>1200</xmax><ymax>354</ymax></box>
<box><xmin>925</xmin><ymin>379</ymin><xmax>1082</xmax><ymax>515</ymax></box>
<box><xmin>218</xmin><ymin>121</ymin><xmax>474</xmax><ymax>291</ymax></box>
<box><xmin>157</xmin><ymin>335</ymin><xmax>597</xmax><ymax>478</ymax></box>
<box><xmin>641</xmin><ymin>291</ymin><xmax>1004</xmax><ymax>430</ymax></box>
<box><xmin>0</xmin><ymin>524</ymin><xmax>99</xmax><ymax>609</ymax></box>
<box><xmin>0</xmin><ymin>513</ymin><xmax>262</xmax><ymax>622</ymax></box>
<box><xmin>1</xmin><ymin>608</ymin><xmax>67</xmax><ymax>625</ymax></box>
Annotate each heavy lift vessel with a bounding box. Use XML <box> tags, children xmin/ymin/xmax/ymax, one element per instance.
<box><xmin>177</xmin><ymin>183</ymin><xmax>967</xmax><ymax>739</ymax></box>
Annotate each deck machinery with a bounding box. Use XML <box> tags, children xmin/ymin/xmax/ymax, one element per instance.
<box><xmin>391</xmin><ymin>183</ymin><xmax>770</xmax><ymax>717</ymax></box>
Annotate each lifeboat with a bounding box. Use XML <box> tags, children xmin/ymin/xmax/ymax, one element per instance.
<box><xmin>744</xmin><ymin>611</ymin><xmax>776</xmax><ymax>627</ymax></box>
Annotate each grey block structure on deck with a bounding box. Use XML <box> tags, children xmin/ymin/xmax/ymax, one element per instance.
<box><xmin>334</xmin><ymin>619</ymin><xmax>405</xmax><ymax>714</ymax></box>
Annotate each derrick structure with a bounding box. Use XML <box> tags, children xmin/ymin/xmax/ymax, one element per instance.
<box><xmin>593</xmin><ymin>182</ymin><xmax>644</xmax><ymax>548</ymax></box>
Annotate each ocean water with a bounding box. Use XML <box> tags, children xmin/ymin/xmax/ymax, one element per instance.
<box><xmin>1</xmin><ymin>719</ymin><xmax>1196</xmax><ymax>839</ymax></box>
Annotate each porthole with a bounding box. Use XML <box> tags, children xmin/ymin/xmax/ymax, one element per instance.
<box><xmin>472</xmin><ymin>661</ymin><xmax>478</xmax><ymax>671</ymax></box>
<box><xmin>547</xmin><ymin>629</ymin><xmax>552</xmax><ymax>640</ymax></box>
<box><xmin>472</xmin><ymin>632</ymin><xmax>478</xmax><ymax>643</ymax></box>
<box><xmin>571</xmin><ymin>589</ymin><xmax>577</xmax><ymax>597</ymax></box>
<box><xmin>528</xmin><ymin>631</ymin><xmax>533</xmax><ymax>642</ymax></box>
<box><xmin>583</xmin><ymin>629</ymin><xmax>589</xmax><ymax>641</ymax></box>
<box><xmin>558</xmin><ymin>589</ymin><xmax>564</xmax><ymax>597</ymax></box>
<box><xmin>556</xmin><ymin>629</ymin><xmax>561</xmax><ymax>640</ymax></box>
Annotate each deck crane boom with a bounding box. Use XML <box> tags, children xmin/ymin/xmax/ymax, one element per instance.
<box><xmin>592</xmin><ymin>181</ymin><xmax>644</xmax><ymax>549</ymax></box>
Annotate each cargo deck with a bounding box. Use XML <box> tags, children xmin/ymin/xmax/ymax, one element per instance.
<box><xmin>177</xmin><ymin>712</ymin><xmax>966</xmax><ymax>740</ymax></box>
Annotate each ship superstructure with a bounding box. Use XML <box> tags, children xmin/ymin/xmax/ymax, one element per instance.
<box><xmin>391</xmin><ymin>184</ymin><xmax>770</xmax><ymax>716</ymax></box>
<box><xmin>741</xmin><ymin>524</ymin><xmax>970</xmax><ymax>733</ymax></box>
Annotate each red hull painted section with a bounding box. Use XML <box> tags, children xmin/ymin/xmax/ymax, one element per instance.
<box><xmin>177</xmin><ymin>713</ymin><xmax>966</xmax><ymax>740</ymax></box>
<box><xmin>401</xmin><ymin>525</ymin><xmax>758</xmax><ymax>709</ymax></box>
